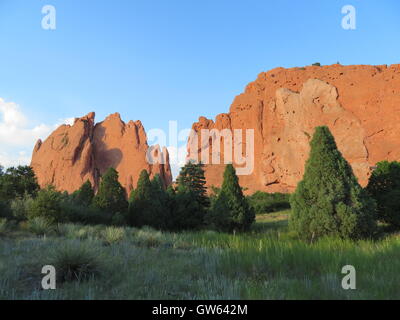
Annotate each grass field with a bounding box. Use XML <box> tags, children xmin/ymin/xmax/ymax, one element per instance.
<box><xmin>1</xmin><ymin>210</ymin><xmax>399</xmax><ymax>300</ymax></box>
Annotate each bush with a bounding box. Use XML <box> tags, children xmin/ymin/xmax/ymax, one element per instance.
<box><xmin>206</xmin><ymin>164</ymin><xmax>255</xmax><ymax>232</ymax></box>
<box><xmin>61</xmin><ymin>201</ymin><xmax>112</xmax><ymax>226</ymax></box>
<box><xmin>27</xmin><ymin>186</ymin><xmax>66</xmax><ymax>224</ymax></box>
<box><xmin>10</xmin><ymin>195</ymin><xmax>34</xmax><ymax>222</ymax></box>
<box><xmin>50</xmin><ymin>242</ymin><xmax>105</xmax><ymax>282</ymax></box>
<box><xmin>366</xmin><ymin>161</ymin><xmax>400</xmax><ymax>228</ymax></box>
<box><xmin>26</xmin><ymin>217</ymin><xmax>55</xmax><ymax>236</ymax></box>
<box><xmin>0</xmin><ymin>218</ymin><xmax>9</xmax><ymax>235</ymax></box>
<box><xmin>0</xmin><ymin>200</ymin><xmax>11</xmax><ymax>219</ymax></box>
<box><xmin>247</xmin><ymin>192</ymin><xmax>290</xmax><ymax>214</ymax></box>
<box><xmin>290</xmin><ymin>126</ymin><xmax>377</xmax><ymax>240</ymax></box>
<box><xmin>102</xmin><ymin>226</ymin><xmax>125</xmax><ymax>245</ymax></box>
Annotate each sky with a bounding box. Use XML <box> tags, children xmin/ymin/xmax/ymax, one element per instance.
<box><xmin>0</xmin><ymin>0</ymin><xmax>399</xmax><ymax>177</ymax></box>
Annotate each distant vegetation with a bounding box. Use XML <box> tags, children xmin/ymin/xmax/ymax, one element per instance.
<box><xmin>247</xmin><ymin>192</ymin><xmax>290</xmax><ymax>214</ymax></box>
<box><xmin>0</xmin><ymin>161</ymin><xmax>255</xmax><ymax>234</ymax></box>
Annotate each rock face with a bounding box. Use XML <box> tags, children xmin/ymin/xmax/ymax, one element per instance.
<box><xmin>188</xmin><ymin>64</ymin><xmax>400</xmax><ymax>194</ymax></box>
<box><xmin>31</xmin><ymin>112</ymin><xmax>172</xmax><ymax>195</ymax></box>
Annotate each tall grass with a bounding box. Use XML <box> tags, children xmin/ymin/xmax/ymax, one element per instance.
<box><xmin>0</xmin><ymin>211</ymin><xmax>400</xmax><ymax>299</ymax></box>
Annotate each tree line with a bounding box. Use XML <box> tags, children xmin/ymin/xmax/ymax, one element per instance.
<box><xmin>0</xmin><ymin>162</ymin><xmax>255</xmax><ymax>233</ymax></box>
<box><xmin>1</xmin><ymin>125</ymin><xmax>400</xmax><ymax>239</ymax></box>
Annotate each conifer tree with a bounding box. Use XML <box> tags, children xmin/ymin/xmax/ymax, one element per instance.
<box><xmin>128</xmin><ymin>170</ymin><xmax>153</xmax><ymax>227</ymax></box>
<box><xmin>290</xmin><ymin>126</ymin><xmax>376</xmax><ymax>240</ymax></box>
<box><xmin>176</xmin><ymin>161</ymin><xmax>209</xmax><ymax>208</ymax></box>
<box><xmin>206</xmin><ymin>164</ymin><xmax>255</xmax><ymax>232</ymax></box>
<box><xmin>93</xmin><ymin>168</ymin><xmax>128</xmax><ymax>215</ymax></box>
<box><xmin>366</xmin><ymin>161</ymin><xmax>400</xmax><ymax>228</ymax></box>
<box><xmin>72</xmin><ymin>180</ymin><xmax>94</xmax><ymax>207</ymax></box>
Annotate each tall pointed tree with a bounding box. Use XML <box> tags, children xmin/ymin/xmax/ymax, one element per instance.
<box><xmin>290</xmin><ymin>126</ymin><xmax>376</xmax><ymax>240</ymax></box>
<box><xmin>93</xmin><ymin>168</ymin><xmax>128</xmax><ymax>215</ymax></box>
<box><xmin>128</xmin><ymin>170</ymin><xmax>153</xmax><ymax>227</ymax></box>
<box><xmin>176</xmin><ymin>161</ymin><xmax>209</xmax><ymax>208</ymax></box>
<box><xmin>72</xmin><ymin>180</ymin><xmax>94</xmax><ymax>206</ymax></box>
<box><xmin>206</xmin><ymin>164</ymin><xmax>255</xmax><ymax>232</ymax></box>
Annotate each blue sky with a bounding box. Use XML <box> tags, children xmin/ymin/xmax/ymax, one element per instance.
<box><xmin>0</xmin><ymin>0</ymin><xmax>399</xmax><ymax>175</ymax></box>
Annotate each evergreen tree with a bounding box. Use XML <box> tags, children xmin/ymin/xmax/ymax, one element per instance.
<box><xmin>0</xmin><ymin>166</ymin><xmax>39</xmax><ymax>202</ymax></box>
<box><xmin>176</xmin><ymin>162</ymin><xmax>209</xmax><ymax>208</ymax></box>
<box><xmin>93</xmin><ymin>168</ymin><xmax>128</xmax><ymax>215</ymax></box>
<box><xmin>290</xmin><ymin>126</ymin><xmax>376</xmax><ymax>240</ymax></box>
<box><xmin>128</xmin><ymin>170</ymin><xmax>153</xmax><ymax>227</ymax></box>
<box><xmin>149</xmin><ymin>174</ymin><xmax>168</xmax><ymax>229</ymax></box>
<box><xmin>366</xmin><ymin>161</ymin><xmax>400</xmax><ymax>228</ymax></box>
<box><xmin>72</xmin><ymin>180</ymin><xmax>94</xmax><ymax>206</ymax></box>
<box><xmin>166</xmin><ymin>188</ymin><xmax>204</xmax><ymax>231</ymax></box>
<box><xmin>206</xmin><ymin>164</ymin><xmax>255</xmax><ymax>232</ymax></box>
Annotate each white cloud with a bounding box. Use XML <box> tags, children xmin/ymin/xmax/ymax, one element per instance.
<box><xmin>0</xmin><ymin>151</ymin><xmax>31</xmax><ymax>167</ymax></box>
<box><xmin>0</xmin><ymin>97</ymin><xmax>73</xmax><ymax>168</ymax></box>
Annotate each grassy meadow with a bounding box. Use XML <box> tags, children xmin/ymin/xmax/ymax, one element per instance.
<box><xmin>1</xmin><ymin>210</ymin><xmax>399</xmax><ymax>300</ymax></box>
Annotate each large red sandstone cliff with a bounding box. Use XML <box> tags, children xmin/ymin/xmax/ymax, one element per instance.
<box><xmin>31</xmin><ymin>112</ymin><xmax>172</xmax><ymax>195</ymax></box>
<box><xmin>188</xmin><ymin>64</ymin><xmax>400</xmax><ymax>194</ymax></box>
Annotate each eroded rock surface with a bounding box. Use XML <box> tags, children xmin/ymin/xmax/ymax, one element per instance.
<box><xmin>189</xmin><ymin>64</ymin><xmax>400</xmax><ymax>193</ymax></box>
<box><xmin>31</xmin><ymin>112</ymin><xmax>172</xmax><ymax>195</ymax></box>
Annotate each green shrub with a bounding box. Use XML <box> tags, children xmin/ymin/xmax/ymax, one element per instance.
<box><xmin>27</xmin><ymin>186</ymin><xmax>66</xmax><ymax>224</ymax></box>
<box><xmin>312</xmin><ymin>62</ymin><xmax>321</xmax><ymax>66</ymax></box>
<box><xmin>10</xmin><ymin>195</ymin><xmax>33</xmax><ymax>222</ymax></box>
<box><xmin>247</xmin><ymin>192</ymin><xmax>290</xmax><ymax>214</ymax></box>
<box><xmin>366</xmin><ymin>161</ymin><xmax>400</xmax><ymax>228</ymax></box>
<box><xmin>135</xmin><ymin>227</ymin><xmax>163</xmax><ymax>248</ymax></box>
<box><xmin>61</xmin><ymin>201</ymin><xmax>112</xmax><ymax>226</ymax></box>
<box><xmin>50</xmin><ymin>242</ymin><xmax>105</xmax><ymax>282</ymax></box>
<box><xmin>206</xmin><ymin>164</ymin><xmax>255</xmax><ymax>233</ymax></box>
<box><xmin>0</xmin><ymin>218</ymin><xmax>9</xmax><ymax>235</ymax></box>
<box><xmin>290</xmin><ymin>126</ymin><xmax>377</xmax><ymax>240</ymax></box>
<box><xmin>102</xmin><ymin>226</ymin><xmax>125</xmax><ymax>245</ymax></box>
<box><xmin>0</xmin><ymin>200</ymin><xmax>11</xmax><ymax>219</ymax></box>
<box><xmin>26</xmin><ymin>217</ymin><xmax>55</xmax><ymax>236</ymax></box>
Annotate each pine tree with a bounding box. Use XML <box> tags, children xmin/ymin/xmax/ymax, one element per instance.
<box><xmin>290</xmin><ymin>126</ymin><xmax>377</xmax><ymax>240</ymax></box>
<box><xmin>72</xmin><ymin>180</ymin><xmax>94</xmax><ymax>207</ymax></box>
<box><xmin>93</xmin><ymin>168</ymin><xmax>128</xmax><ymax>215</ymax></box>
<box><xmin>366</xmin><ymin>161</ymin><xmax>400</xmax><ymax>228</ymax></box>
<box><xmin>176</xmin><ymin>162</ymin><xmax>209</xmax><ymax>208</ymax></box>
<box><xmin>206</xmin><ymin>164</ymin><xmax>255</xmax><ymax>232</ymax></box>
<box><xmin>0</xmin><ymin>166</ymin><xmax>39</xmax><ymax>202</ymax></box>
<box><xmin>128</xmin><ymin>170</ymin><xmax>153</xmax><ymax>227</ymax></box>
<box><xmin>149</xmin><ymin>174</ymin><xmax>168</xmax><ymax>229</ymax></box>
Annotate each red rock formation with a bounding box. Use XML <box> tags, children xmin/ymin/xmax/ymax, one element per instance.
<box><xmin>188</xmin><ymin>64</ymin><xmax>400</xmax><ymax>194</ymax></box>
<box><xmin>31</xmin><ymin>112</ymin><xmax>172</xmax><ymax>195</ymax></box>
